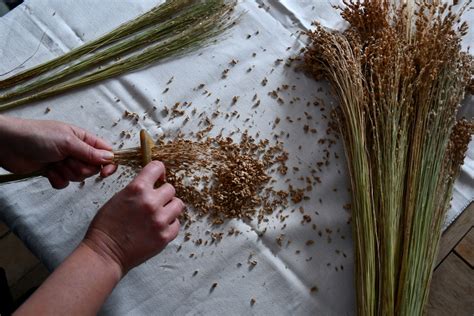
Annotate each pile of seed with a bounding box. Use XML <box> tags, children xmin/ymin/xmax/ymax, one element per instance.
<box><xmin>113</xmin><ymin>132</ymin><xmax>290</xmax><ymax>225</ymax></box>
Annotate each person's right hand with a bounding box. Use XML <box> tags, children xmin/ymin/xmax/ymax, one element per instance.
<box><xmin>82</xmin><ymin>161</ymin><xmax>184</xmax><ymax>275</ymax></box>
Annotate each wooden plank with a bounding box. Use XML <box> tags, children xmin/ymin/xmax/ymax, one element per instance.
<box><xmin>455</xmin><ymin>228</ymin><xmax>474</xmax><ymax>268</ymax></box>
<box><xmin>0</xmin><ymin>233</ymin><xmax>39</xmax><ymax>286</ymax></box>
<box><xmin>436</xmin><ymin>202</ymin><xmax>474</xmax><ymax>267</ymax></box>
<box><xmin>427</xmin><ymin>252</ymin><xmax>474</xmax><ymax>315</ymax></box>
<box><xmin>10</xmin><ymin>263</ymin><xmax>49</xmax><ymax>301</ymax></box>
<box><xmin>0</xmin><ymin>220</ymin><xmax>9</xmax><ymax>238</ymax></box>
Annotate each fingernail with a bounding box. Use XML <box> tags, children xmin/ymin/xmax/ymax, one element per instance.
<box><xmin>101</xmin><ymin>150</ymin><xmax>114</xmax><ymax>162</ymax></box>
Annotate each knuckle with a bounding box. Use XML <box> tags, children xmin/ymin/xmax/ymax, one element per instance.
<box><xmin>160</xmin><ymin>231</ymin><xmax>173</xmax><ymax>243</ymax></box>
<box><xmin>156</xmin><ymin>205</ymin><xmax>165</xmax><ymax>214</ymax></box>
<box><xmin>175</xmin><ymin>198</ymin><xmax>185</xmax><ymax>211</ymax></box>
<box><xmin>127</xmin><ymin>181</ymin><xmax>146</xmax><ymax>195</ymax></box>
<box><xmin>86</xmin><ymin>146</ymin><xmax>95</xmax><ymax>160</ymax></box>
<box><xmin>63</xmin><ymin>134</ymin><xmax>74</xmax><ymax>147</ymax></box>
<box><xmin>166</xmin><ymin>199</ymin><xmax>184</xmax><ymax>214</ymax></box>
<box><xmin>157</xmin><ymin>232</ymin><xmax>168</xmax><ymax>244</ymax></box>
<box><xmin>142</xmin><ymin>197</ymin><xmax>156</xmax><ymax>213</ymax></box>
<box><xmin>151</xmin><ymin>160</ymin><xmax>165</xmax><ymax>170</ymax></box>
<box><xmin>163</xmin><ymin>183</ymin><xmax>176</xmax><ymax>196</ymax></box>
<box><xmin>169</xmin><ymin>225</ymin><xmax>180</xmax><ymax>241</ymax></box>
<box><xmin>153</xmin><ymin>216</ymin><xmax>167</xmax><ymax>230</ymax></box>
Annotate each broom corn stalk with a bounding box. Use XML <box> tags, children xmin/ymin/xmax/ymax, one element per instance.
<box><xmin>0</xmin><ymin>0</ymin><xmax>235</xmax><ymax>111</ymax></box>
<box><xmin>304</xmin><ymin>0</ymin><xmax>473</xmax><ymax>314</ymax></box>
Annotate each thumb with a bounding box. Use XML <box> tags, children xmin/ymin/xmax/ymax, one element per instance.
<box><xmin>65</xmin><ymin>137</ymin><xmax>114</xmax><ymax>165</ymax></box>
<box><xmin>132</xmin><ymin>161</ymin><xmax>166</xmax><ymax>187</ymax></box>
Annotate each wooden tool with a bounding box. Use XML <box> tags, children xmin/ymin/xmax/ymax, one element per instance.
<box><xmin>139</xmin><ymin>129</ymin><xmax>164</xmax><ymax>187</ymax></box>
<box><xmin>140</xmin><ymin>129</ymin><xmax>155</xmax><ymax>167</ymax></box>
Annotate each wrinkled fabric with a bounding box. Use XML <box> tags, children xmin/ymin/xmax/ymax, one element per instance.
<box><xmin>0</xmin><ymin>1</ymin><xmax>472</xmax><ymax>315</ymax></box>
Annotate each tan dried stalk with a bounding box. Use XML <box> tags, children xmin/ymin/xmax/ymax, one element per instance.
<box><xmin>304</xmin><ymin>0</ymin><xmax>473</xmax><ymax>315</ymax></box>
<box><xmin>1</xmin><ymin>134</ymin><xmax>290</xmax><ymax>226</ymax></box>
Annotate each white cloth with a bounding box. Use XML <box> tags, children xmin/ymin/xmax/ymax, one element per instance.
<box><xmin>0</xmin><ymin>1</ymin><xmax>472</xmax><ymax>315</ymax></box>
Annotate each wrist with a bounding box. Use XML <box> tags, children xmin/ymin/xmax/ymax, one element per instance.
<box><xmin>82</xmin><ymin>229</ymin><xmax>126</xmax><ymax>279</ymax></box>
<box><xmin>0</xmin><ymin>115</ymin><xmax>18</xmax><ymax>167</ymax></box>
<box><xmin>0</xmin><ymin>116</ymin><xmax>32</xmax><ymax>171</ymax></box>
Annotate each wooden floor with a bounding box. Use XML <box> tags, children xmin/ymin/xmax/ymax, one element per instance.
<box><xmin>0</xmin><ymin>203</ymin><xmax>473</xmax><ymax>313</ymax></box>
<box><xmin>427</xmin><ymin>202</ymin><xmax>474</xmax><ymax>315</ymax></box>
<box><xmin>0</xmin><ymin>221</ymin><xmax>49</xmax><ymax>306</ymax></box>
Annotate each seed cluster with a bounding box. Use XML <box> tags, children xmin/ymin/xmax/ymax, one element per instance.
<box><xmin>94</xmin><ymin>4</ymin><xmax>354</xmax><ymax>302</ymax></box>
<box><xmin>114</xmin><ymin>132</ymin><xmax>290</xmax><ymax>226</ymax></box>
<box><xmin>445</xmin><ymin>119</ymin><xmax>474</xmax><ymax>176</ymax></box>
<box><xmin>97</xmin><ymin>26</ymin><xmax>350</xmax><ymax>299</ymax></box>
<box><xmin>303</xmin><ymin>1</ymin><xmax>473</xmax><ymax>315</ymax></box>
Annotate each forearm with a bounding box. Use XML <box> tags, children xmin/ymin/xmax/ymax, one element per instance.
<box><xmin>0</xmin><ymin>115</ymin><xmax>20</xmax><ymax>148</ymax></box>
<box><xmin>0</xmin><ymin>114</ymin><xmax>21</xmax><ymax>132</ymax></box>
<box><xmin>14</xmin><ymin>242</ymin><xmax>122</xmax><ymax>316</ymax></box>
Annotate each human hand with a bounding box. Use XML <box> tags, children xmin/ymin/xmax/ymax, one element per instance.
<box><xmin>0</xmin><ymin>115</ymin><xmax>117</xmax><ymax>188</ymax></box>
<box><xmin>83</xmin><ymin>161</ymin><xmax>184</xmax><ymax>275</ymax></box>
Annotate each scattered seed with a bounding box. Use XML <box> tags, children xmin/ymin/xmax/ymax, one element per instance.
<box><xmin>232</xmin><ymin>96</ymin><xmax>239</xmax><ymax>105</ymax></box>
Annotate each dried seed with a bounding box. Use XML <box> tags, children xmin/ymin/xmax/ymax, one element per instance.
<box><xmin>232</xmin><ymin>96</ymin><xmax>239</xmax><ymax>105</ymax></box>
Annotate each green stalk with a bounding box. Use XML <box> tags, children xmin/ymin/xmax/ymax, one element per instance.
<box><xmin>0</xmin><ymin>1</ymin><xmax>234</xmax><ymax>111</ymax></box>
<box><xmin>397</xmin><ymin>62</ymin><xmax>466</xmax><ymax>315</ymax></box>
<box><xmin>0</xmin><ymin>1</ymin><xmax>219</xmax><ymax>103</ymax></box>
<box><xmin>304</xmin><ymin>1</ymin><xmax>472</xmax><ymax>315</ymax></box>
<box><xmin>0</xmin><ymin>0</ymin><xmax>194</xmax><ymax>90</ymax></box>
<box><xmin>322</xmin><ymin>35</ymin><xmax>378</xmax><ymax>316</ymax></box>
<box><xmin>0</xmin><ymin>170</ymin><xmax>44</xmax><ymax>184</ymax></box>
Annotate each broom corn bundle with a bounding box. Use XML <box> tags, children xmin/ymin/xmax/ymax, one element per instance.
<box><xmin>0</xmin><ymin>0</ymin><xmax>235</xmax><ymax>111</ymax></box>
<box><xmin>0</xmin><ymin>1</ymin><xmax>221</xmax><ymax>104</ymax></box>
<box><xmin>304</xmin><ymin>0</ymin><xmax>473</xmax><ymax>314</ymax></box>
<box><xmin>0</xmin><ymin>0</ymin><xmax>194</xmax><ymax>90</ymax></box>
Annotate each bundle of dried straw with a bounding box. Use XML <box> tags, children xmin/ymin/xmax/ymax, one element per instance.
<box><xmin>303</xmin><ymin>0</ymin><xmax>473</xmax><ymax>314</ymax></box>
<box><xmin>0</xmin><ymin>0</ymin><xmax>235</xmax><ymax>111</ymax></box>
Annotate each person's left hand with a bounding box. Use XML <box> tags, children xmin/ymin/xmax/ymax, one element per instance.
<box><xmin>0</xmin><ymin>116</ymin><xmax>117</xmax><ymax>189</ymax></box>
